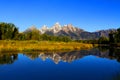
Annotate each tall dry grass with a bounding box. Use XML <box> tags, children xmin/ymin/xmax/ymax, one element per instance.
<box><xmin>0</xmin><ymin>40</ymin><xmax>94</xmax><ymax>52</ymax></box>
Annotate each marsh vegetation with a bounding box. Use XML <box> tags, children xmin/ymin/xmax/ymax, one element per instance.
<box><xmin>0</xmin><ymin>40</ymin><xmax>93</xmax><ymax>52</ymax></box>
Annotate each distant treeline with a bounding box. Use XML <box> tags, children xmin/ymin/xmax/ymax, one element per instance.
<box><xmin>0</xmin><ymin>22</ymin><xmax>120</xmax><ymax>44</ymax></box>
<box><xmin>97</xmin><ymin>28</ymin><xmax>120</xmax><ymax>44</ymax></box>
<box><xmin>76</xmin><ymin>28</ymin><xmax>120</xmax><ymax>44</ymax></box>
<box><xmin>0</xmin><ymin>22</ymin><xmax>71</xmax><ymax>42</ymax></box>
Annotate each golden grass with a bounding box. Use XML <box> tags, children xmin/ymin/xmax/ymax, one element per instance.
<box><xmin>0</xmin><ymin>40</ymin><xmax>94</xmax><ymax>52</ymax></box>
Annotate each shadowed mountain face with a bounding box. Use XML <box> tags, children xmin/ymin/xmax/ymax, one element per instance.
<box><xmin>38</xmin><ymin>22</ymin><xmax>116</xmax><ymax>40</ymax></box>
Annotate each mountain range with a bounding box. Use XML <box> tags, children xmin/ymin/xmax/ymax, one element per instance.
<box><xmin>26</xmin><ymin>22</ymin><xmax>116</xmax><ymax>40</ymax></box>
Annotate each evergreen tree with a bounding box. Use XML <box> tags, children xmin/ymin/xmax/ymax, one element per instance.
<box><xmin>115</xmin><ymin>28</ymin><xmax>120</xmax><ymax>43</ymax></box>
<box><xmin>0</xmin><ymin>22</ymin><xmax>18</xmax><ymax>40</ymax></box>
<box><xmin>109</xmin><ymin>32</ymin><xmax>114</xmax><ymax>43</ymax></box>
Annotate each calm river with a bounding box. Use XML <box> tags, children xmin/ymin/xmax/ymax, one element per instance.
<box><xmin>0</xmin><ymin>48</ymin><xmax>120</xmax><ymax>80</ymax></box>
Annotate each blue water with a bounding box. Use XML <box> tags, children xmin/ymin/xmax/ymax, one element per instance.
<box><xmin>0</xmin><ymin>49</ymin><xmax>120</xmax><ymax>80</ymax></box>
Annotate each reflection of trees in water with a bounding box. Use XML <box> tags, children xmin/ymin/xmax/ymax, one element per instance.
<box><xmin>24</xmin><ymin>48</ymin><xmax>120</xmax><ymax>64</ymax></box>
<box><xmin>98</xmin><ymin>46</ymin><xmax>120</xmax><ymax>62</ymax></box>
<box><xmin>0</xmin><ymin>47</ymin><xmax>120</xmax><ymax>65</ymax></box>
<box><xmin>0</xmin><ymin>53</ymin><xmax>18</xmax><ymax>65</ymax></box>
<box><xmin>108</xmin><ymin>47</ymin><xmax>120</xmax><ymax>62</ymax></box>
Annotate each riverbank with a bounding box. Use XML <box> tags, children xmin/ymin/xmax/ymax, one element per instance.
<box><xmin>98</xmin><ymin>43</ymin><xmax>120</xmax><ymax>48</ymax></box>
<box><xmin>0</xmin><ymin>40</ymin><xmax>94</xmax><ymax>52</ymax></box>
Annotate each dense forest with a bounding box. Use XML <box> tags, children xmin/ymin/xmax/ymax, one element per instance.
<box><xmin>0</xmin><ymin>22</ymin><xmax>120</xmax><ymax>44</ymax></box>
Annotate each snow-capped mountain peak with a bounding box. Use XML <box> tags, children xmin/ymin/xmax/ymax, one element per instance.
<box><xmin>40</xmin><ymin>25</ymin><xmax>48</xmax><ymax>34</ymax></box>
<box><xmin>51</xmin><ymin>22</ymin><xmax>62</xmax><ymax>33</ymax></box>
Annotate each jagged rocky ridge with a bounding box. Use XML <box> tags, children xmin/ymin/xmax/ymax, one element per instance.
<box><xmin>26</xmin><ymin>22</ymin><xmax>116</xmax><ymax>40</ymax></box>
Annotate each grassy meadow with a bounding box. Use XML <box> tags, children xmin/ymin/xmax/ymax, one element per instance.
<box><xmin>0</xmin><ymin>40</ymin><xmax>94</xmax><ymax>52</ymax></box>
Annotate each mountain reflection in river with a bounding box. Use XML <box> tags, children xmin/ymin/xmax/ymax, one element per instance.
<box><xmin>0</xmin><ymin>48</ymin><xmax>120</xmax><ymax>80</ymax></box>
<box><xmin>0</xmin><ymin>48</ymin><xmax>120</xmax><ymax>65</ymax></box>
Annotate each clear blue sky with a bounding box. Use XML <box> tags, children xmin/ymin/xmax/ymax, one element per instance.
<box><xmin>0</xmin><ymin>0</ymin><xmax>120</xmax><ymax>32</ymax></box>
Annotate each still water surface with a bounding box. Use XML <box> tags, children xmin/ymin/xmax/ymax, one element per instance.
<box><xmin>0</xmin><ymin>48</ymin><xmax>120</xmax><ymax>80</ymax></box>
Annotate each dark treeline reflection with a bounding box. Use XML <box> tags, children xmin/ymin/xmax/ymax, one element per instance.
<box><xmin>98</xmin><ymin>47</ymin><xmax>120</xmax><ymax>62</ymax></box>
<box><xmin>0</xmin><ymin>47</ymin><xmax>120</xmax><ymax>65</ymax></box>
<box><xmin>24</xmin><ymin>48</ymin><xmax>120</xmax><ymax>64</ymax></box>
<box><xmin>0</xmin><ymin>53</ymin><xmax>18</xmax><ymax>65</ymax></box>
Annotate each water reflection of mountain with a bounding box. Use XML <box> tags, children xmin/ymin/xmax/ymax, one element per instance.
<box><xmin>0</xmin><ymin>53</ymin><xmax>18</xmax><ymax>65</ymax></box>
<box><xmin>0</xmin><ymin>48</ymin><xmax>119</xmax><ymax>65</ymax></box>
<box><xmin>25</xmin><ymin>48</ymin><xmax>120</xmax><ymax>64</ymax></box>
